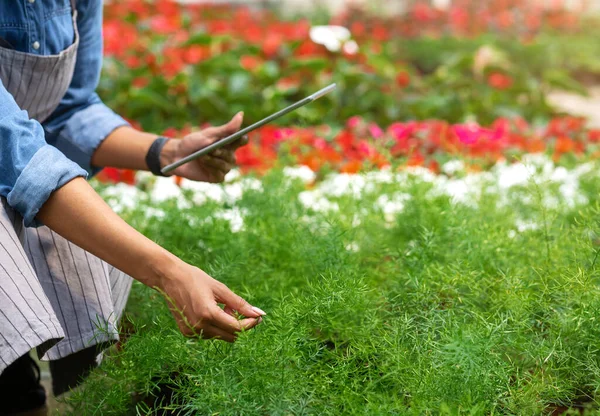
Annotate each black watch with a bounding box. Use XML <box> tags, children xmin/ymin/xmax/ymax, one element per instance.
<box><xmin>145</xmin><ymin>137</ymin><xmax>170</xmax><ymax>176</ymax></box>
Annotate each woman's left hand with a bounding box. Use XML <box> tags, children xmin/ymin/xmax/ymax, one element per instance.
<box><xmin>160</xmin><ymin>112</ymin><xmax>248</xmax><ymax>183</ymax></box>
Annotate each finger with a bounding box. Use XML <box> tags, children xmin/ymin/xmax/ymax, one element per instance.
<box><xmin>205</xmin><ymin>172</ymin><xmax>226</xmax><ymax>184</ymax></box>
<box><xmin>211</xmin><ymin>309</ymin><xmax>262</xmax><ymax>334</ymax></box>
<box><xmin>202</xmin><ymin>156</ymin><xmax>233</xmax><ymax>173</ymax></box>
<box><xmin>213</xmin><ymin>282</ymin><xmax>266</xmax><ymax>319</ymax></box>
<box><xmin>212</xmin><ymin>148</ymin><xmax>236</xmax><ymax>164</ymax></box>
<box><xmin>201</xmin><ymin>112</ymin><xmax>244</xmax><ymax>141</ymax></box>
<box><xmin>201</xmin><ymin>324</ymin><xmax>236</xmax><ymax>343</ymax></box>
<box><xmin>225</xmin><ymin>134</ymin><xmax>250</xmax><ymax>151</ymax></box>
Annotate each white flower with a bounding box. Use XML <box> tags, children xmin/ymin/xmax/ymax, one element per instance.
<box><xmin>495</xmin><ymin>163</ymin><xmax>533</xmax><ymax>189</ymax></box>
<box><xmin>376</xmin><ymin>193</ymin><xmax>411</xmax><ymax>222</ymax></box>
<box><xmin>151</xmin><ymin>177</ymin><xmax>182</xmax><ymax>201</ymax></box>
<box><xmin>442</xmin><ymin>179</ymin><xmax>470</xmax><ymax>204</ymax></box>
<box><xmin>405</xmin><ymin>166</ymin><xmax>436</xmax><ymax>182</ymax></box>
<box><xmin>319</xmin><ymin>173</ymin><xmax>366</xmax><ymax>198</ymax></box>
<box><xmin>144</xmin><ymin>208</ymin><xmax>166</xmax><ymax>219</ymax></box>
<box><xmin>197</xmin><ymin>239</ymin><xmax>213</xmax><ymax>253</ymax></box>
<box><xmin>102</xmin><ymin>183</ymin><xmax>142</xmax><ymax>212</ymax></box>
<box><xmin>214</xmin><ymin>207</ymin><xmax>248</xmax><ymax>233</ymax></box>
<box><xmin>180</xmin><ymin>180</ymin><xmax>226</xmax><ymax>205</ymax></box>
<box><xmin>365</xmin><ymin>168</ymin><xmax>394</xmax><ymax>184</ymax></box>
<box><xmin>342</xmin><ymin>40</ymin><xmax>359</xmax><ymax>55</ymax></box>
<box><xmin>240</xmin><ymin>178</ymin><xmax>263</xmax><ymax>192</ymax></box>
<box><xmin>345</xmin><ymin>242</ymin><xmax>360</xmax><ymax>252</ymax></box>
<box><xmin>442</xmin><ymin>160</ymin><xmax>465</xmax><ymax>176</ymax></box>
<box><xmin>283</xmin><ymin>166</ymin><xmax>316</xmax><ymax>184</ymax></box>
<box><xmin>516</xmin><ymin>219</ymin><xmax>540</xmax><ymax>232</ymax></box>
<box><xmin>224</xmin><ymin>182</ymin><xmax>244</xmax><ymax>201</ymax></box>
<box><xmin>309</xmin><ymin>25</ymin><xmax>351</xmax><ymax>52</ymax></box>
<box><xmin>225</xmin><ymin>169</ymin><xmax>241</xmax><ymax>182</ymax></box>
<box><xmin>550</xmin><ymin>166</ymin><xmax>569</xmax><ymax>182</ymax></box>
<box><xmin>298</xmin><ymin>191</ymin><xmax>339</xmax><ymax>212</ymax></box>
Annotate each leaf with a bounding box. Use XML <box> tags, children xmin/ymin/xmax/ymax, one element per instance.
<box><xmin>130</xmin><ymin>88</ymin><xmax>174</xmax><ymax>113</ymax></box>
<box><xmin>259</xmin><ymin>61</ymin><xmax>280</xmax><ymax>79</ymax></box>
<box><xmin>288</xmin><ymin>58</ymin><xmax>329</xmax><ymax>72</ymax></box>
<box><xmin>183</xmin><ymin>33</ymin><xmax>215</xmax><ymax>46</ymax></box>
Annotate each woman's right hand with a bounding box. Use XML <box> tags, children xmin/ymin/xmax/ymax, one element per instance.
<box><xmin>157</xmin><ymin>261</ymin><xmax>265</xmax><ymax>342</ymax></box>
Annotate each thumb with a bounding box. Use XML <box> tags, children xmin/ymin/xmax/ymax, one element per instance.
<box><xmin>204</xmin><ymin>112</ymin><xmax>244</xmax><ymax>140</ymax></box>
<box><xmin>214</xmin><ymin>282</ymin><xmax>265</xmax><ymax>319</ymax></box>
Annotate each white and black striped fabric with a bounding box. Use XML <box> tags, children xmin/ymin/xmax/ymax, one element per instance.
<box><xmin>0</xmin><ymin>0</ymin><xmax>133</xmax><ymax>383</ymax></box>
<box><xmin>0</xmin><ymin>197</ymin><xmax>132</xmax><ymax>373</ymax></box>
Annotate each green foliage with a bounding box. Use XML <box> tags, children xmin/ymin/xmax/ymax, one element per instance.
<box><xmin>99</xmin><ymin>30</ymin><xmax>589</xmax><ymax>133</ymax></box>
<box><xmin>65</xmin><ymin>168</ymin><xmax>600</xmax><ymax>415</ymax></box>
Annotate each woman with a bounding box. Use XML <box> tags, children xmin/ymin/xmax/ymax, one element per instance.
<box><xmin>0</xmin><ymin>0</ymin><xmax>265</xmax><ymax>412</ymax></box>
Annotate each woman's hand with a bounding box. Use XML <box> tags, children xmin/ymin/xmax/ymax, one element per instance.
<box><xmin>157</xmin><ymin>260</ymin><xmax>265</xmax><ymax>342</ymax></box>
<box><xmin>160</xmin><ymin>112</ymin><xmax>249</xmax><ymax>183</ymax></box>
<box><xmin>38</xmin><ymin>178</ymin><xmax>265</xmax><ymax>343</ymax></box>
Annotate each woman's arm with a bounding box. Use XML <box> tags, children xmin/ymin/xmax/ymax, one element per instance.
<box><xmin>38</xmin><ymin>177</ymin><xmax>264</xmax><ymax>342</ymax></box>
<box><xmin>89</xmin><ymin>125</ymin><xmax>158</xmax><ymax>171</ymax></box>
<box><xmin>91</xmin><ymin>112</ymin><xmax>248</xmax><ymax>183</ymax></box>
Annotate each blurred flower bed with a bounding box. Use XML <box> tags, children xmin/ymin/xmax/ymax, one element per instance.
<box><xmin>97</xmin><ymin>0</ymin><xmax>600</xmax><ymax>184</ymax></box>
<box><xmin>97</xmin><ymin>115</ymin><xmax>600</xmax><ymax>184</ymax></box>
<box><xmin>100</xmin><ymin>0</ymin><xmax>589</xmax><ymax>129</ymax></box>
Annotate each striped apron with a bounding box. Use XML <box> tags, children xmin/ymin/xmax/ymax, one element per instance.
<box><xmin>0</xmin><ymin>0</ymin><xmax>132</xmax><ymax>395</ymax></box>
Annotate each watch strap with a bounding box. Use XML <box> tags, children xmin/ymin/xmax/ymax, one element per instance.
<box><xmin>145</xmin><ymin>137</ymin><xmax>169</xmax><ymax>176</ymax></box>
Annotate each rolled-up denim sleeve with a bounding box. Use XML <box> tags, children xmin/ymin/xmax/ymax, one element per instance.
<box><xmin>44</xmin><ymin>94</ymin><xmax>129</xmax><ymax>175</ymax></box>
<box><xmin>0</xmin><ymin>81</ymin><xmax>88</xmax><ymax>226</ymax></box>
<box><xmin>42</xmin><ymin>0</ymin><xmax>129</xmax><ymax>175</ymax></box>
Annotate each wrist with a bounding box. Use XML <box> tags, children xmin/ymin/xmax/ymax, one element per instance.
<box><xmin>159</xmin><ymin>139</ymin><xmax>178</xmax><ymax>174</ymax></box>
<box><xmin>139</xmin><ymin>247</ymin><xmax>184</xmax><ymax>290</ymax></box>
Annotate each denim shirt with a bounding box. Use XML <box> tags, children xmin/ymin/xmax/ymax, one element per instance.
<box><xmin>0</xmin><ymin>0</ymin><xmax>129</xmax><ymax>226</ymax></box>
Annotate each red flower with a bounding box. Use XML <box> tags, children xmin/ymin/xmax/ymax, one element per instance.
<box><xmin>162</xmin><ymin>127</ymin><xmax>181</xmax><ymax>138</ymax></box>
<box><xmin>276</xmin><ymin>76</ymin><xmax>301</xmax><ymax>91</ymax></box>
<box><xmin>453</xmin><ymin>123</ymin><xmax>489</xmax><ymax>145</ymax></box>
<box><xmin>487</xmin><ymin>72</ymin><xmax>513</xmax><ymax>90</ymax></box>
<box><xmin>368</xmin><ymin>123</ymin><xmax>384</xmax><ymax>139</ymax></box>
<box><xmin>125</xmin><ymin>55</ymin><xmax>142</xmax><ymax>69</ymax></box>
<box><xmin>589</xmin><ymin>130</ymin><xmax>600</xmax><ymax>142</ymax></box>
<box><xmin>183</xmin><ymin>45</ymin><xmax>210</xmax><ymax>64</ymax></box>
<box><xmin>240</xmin><ymin>55</ymin><xmax>263</xmax><ymax>71</ymax></box>
<box><xmin>389</xmin><ymin>122</ymin><xmax>417</xmax><ymax>142</ymax></box>
<box><xmin>347</xmin><ymin>116</ymin><xmax>363</xmax><ymax>130</ymax></box>
<box><xmin>96</xmin><ymin>168</ymin><xmax>136</xmax><ymax>185</ymax></box>
<box><xmin>396</xmin><ymin>71</ymin><xmax>410</xmax><ymax>88</ymax></box>
<box><xmin>262</xmin><ymin>33</ymin><xmax>283</xmax><ymax>58</ymax></box>
<box><xmin>351</xmin><ymin>22</ymin><xmax>366</xmax><ymax>37</ymax></box>
<box><xmin>296</xmin><ymin>40</ymin><xmax>323</xmax><ymax>57</ymax></box>
<box><xmin>449</xmin><ymin>7</ymin><xmax>469</xmax><ymax>32</ymax></box>
<box><xmin>413</xmin><ymin>3</ymin><xmax>434</xmax><ymax>22</ymax></box>
<box><xmin>340</xmin><ymin>160</ymin><xmax>362</xmax><ymax>174</ymax></box>
<box><xmin>132</xmin><ymin>77</ymin><xmax>149</xmax><ymax>88</ymax></box>
<box><xmin>149</xmin><ymin>15</ymin><xmax>179</xmax><ymax>35</ymax></box>
<box><xmin>372</xmin><ymin>25</ymin><xmax>389</xmax><ymax>42</ymax></box>
<box><xmin>407</xmin><ymin>152</ymin><xmax>425</xmax><ymax>167</ymax></box>
<box><xmin>555</xmin><ymin>136</ymin><xmax>575</xmax><ymax>154</ymax></box>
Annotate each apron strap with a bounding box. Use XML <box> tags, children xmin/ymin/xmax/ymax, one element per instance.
<box><xmin>70</xmin><ymin>0</ymin><xmax>76</xmax><ymax>11</ymax></box>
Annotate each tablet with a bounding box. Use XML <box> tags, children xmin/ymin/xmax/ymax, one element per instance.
<box><xmin>161</xmin><ymin>83</ymin><xmax>337</xmax><ymax>175</ymax></box>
